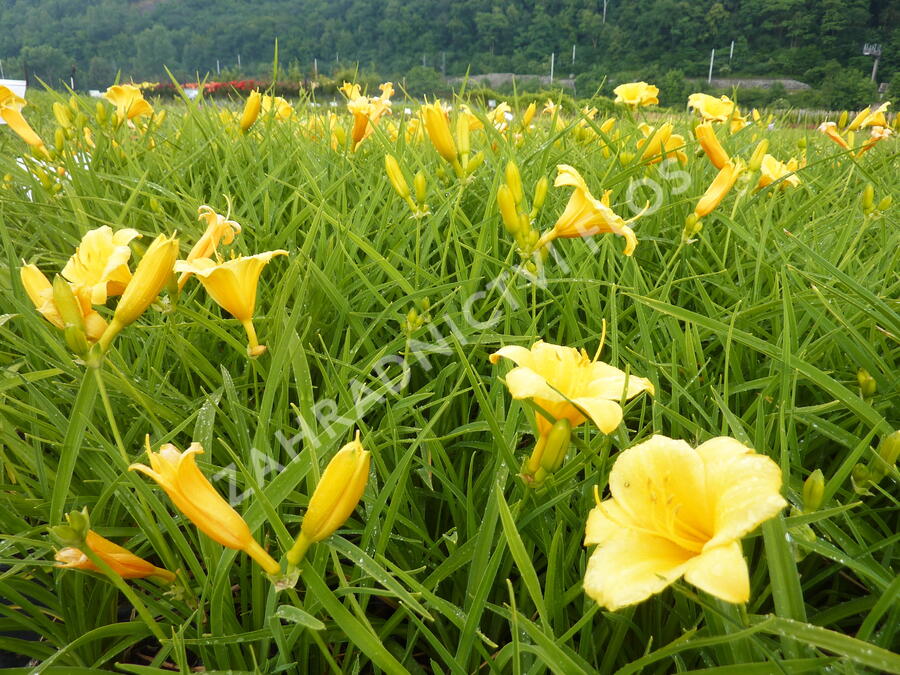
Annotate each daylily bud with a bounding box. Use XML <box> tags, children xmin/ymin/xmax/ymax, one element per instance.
<box><xmin>66</xmin><ymin>506</ymin><xmax>91</xmax><ymax>539</ymax></box>
<box><xmin>505</xmin><ymin>161</ymin><xmax>524</xmax><ymax>206</ymax></box>
<box><xmin>837</xmin><ymin>110</ymin><xmax>848</xmax><ymax>130</ymax></box>
<box><xmin>683</xmin><ymin>213</ymin><xmax>703</xmax><ymax>242</ymax></box>
<box><xmin>466</xmin><ymin>151</ymin><xmax>485</xmax><ymax>174</ymax></box>
<box><xmin>53</xmin><ymin>102</ymin><xmax>72</xmax><ymax>129</ymax></box>
<box><xmin>455</xmin><ymin>113</ymin><xmax>470</xmax><ymax>161</ymax></box>
<box><xmin>498</xmin><ymin>184</ymin><xmax>522</xmax><ymax>235</ymax></box>
<box><xmin>50</xmin><ymin>525</ymin><xmax>83</xmax><ymax>548</ymax></box>
<box><xmin>861</xmin><ymin>184</ymin><xmax>875</xmax><ymax>214</ymax></box>
<box><xmin>619</xmin><ymin>151</ymin><xmax>635</xmax><ymax>166</ymax></box>
<box><xmin>286</xmin><ymin>432</ymin><xmax>370</xmax><ymax>566</ymax></box>
<box><xmin>857</xmin><ymin>368</ymin><xmax>876</xmax><ymax>398</ymax></box>
<box><xmin>796</xmin><ymin>137</ymin><xmax>806</xmax><ymax>150</ymax></box>
<box><xmin>54</xmin><ymin>127</ymin><xmax>66</xmax><ymax>150</ymax></box>
<box><xmin>53</xmin><ymin>276</ymin><xmax>90</xmax><ymax>356</ymax></box>
<box><xmin>539</xmin><ymin>418</ymin><xmax>572</xmax><ymax>474</ymax></box>
<box><xmin>851</xmin><ymin>462</ymin><xmax>870</xmax><ymax>493</ymax></box>
<box><xmin>802</xmin><ymin>469</ymin><xmax>825</xmax><ymax>512</ymax></box>
<box><xmin>95</xmin><ymin>101</ymin><xmax>107</xmax><ymax>124</ymax></box>
<box><xmin>522</xmin><ymin>102</ymin><xmax>537</xmax><ymax>128</ymax></box>
<box><xmin>385</xmin><ymin>154</ymin><xmax>410</xmax><ymax>199</ymax></box>
<box><xmin>99</xmin><ymin>233</ymin><xmax>178</xmax><ymax>351</ymax></box>
<box><xmin>531</xmin><ymin>175</ymin><xmax>549</xmax><ymax>215</ymax></box>
<box><xmin>414</xmin><ymin>171</ymin><xmax>427</xmax><ymax>203</ymax></box>
<box><xmin>873</xmin><ymin>430</ymin><xmax>900</xmax><ymax>477</ymax></box>
<box><xmin>877</xmin><ymin>195</ymin><xmax>892</xmax><ymax>211</ymax></box>
<box><xmin>240</xmin><ymin>90</ymin><xmax>261</xmax><ymax>132</ymax></box>
<box><xmin>749</xmin><ymin>139</ymin><xmax>769</xmax><ymax>172</ymax></box>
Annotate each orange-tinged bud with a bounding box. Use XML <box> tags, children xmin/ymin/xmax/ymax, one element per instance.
<box><xmin>240</xmin><ymin>90</ymin><xmax>261</xmax><ymax>132</ymax></box>
<box><xmin>694</xmin><ymin>122</ymin><xmax>729</xmax><ymax>169</ymax></box>
<box><xmin>55</xmin><ymin>530</ymin><xmax>176</xmax><ymax>583</ymax></box>
<box><xmin>286</xmin><ymin>432</ymin><xmax>370</xmax><ymax>565</ymax></box>
<box><xmin>99</xmin><ymin>233</ymin><xmax>178</xmax><ymax>351</ymax></box>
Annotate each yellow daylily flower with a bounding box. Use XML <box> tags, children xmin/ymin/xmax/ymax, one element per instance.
<box><xmin>344</xmin><ymin>82</ymin><xmax>394</xmax><ymax>150</ymax></box>
<box><xmin>521</xmin><ymin>102</ymin><xmax>537</xmax><ymax>128</ymax></box>
<box><xmin>20</xmin><ymin>264</ymin><xmax>108</xmax><ymax>342</ymax></box>
<box><xmin>130</xmin><ymin>442</ymin><xmax>280</xmax><ymax>575</ymax></box>
<box><xmin>177</xmin><ymin>206</ymin><xmax>242</xmax><ymax>290</ymax></box>
<box><xmin>487</xmin><ymin>102</ymin><xmax>511</xmax><ymax>132</ymax></box>
<box><xmin>174</xmin><ymin>250</ymin><xmax>288</xmax><ymax>357</ymax></box>
<box><xmin>104</xmin><ymin>84</ymin><xmax>154</xmax><ymax>124</ymax></box>
<box><xmin>613</xmin><ymin>81</ymin><xmax>659</xmax><ymax>107</ymax></box>
<box><xmin>286</xmin><ymin>431</ymin><xmax>370</xmax><ymax>566</ymax></box>
<box><xmin>584</xmin><ymin>435</ymin><xmax>786</xmax><ymax>610</ymax></box>
<box><xmin>99</xmin><ymin>233</ymin><xmax>179</xmax><ymax>351</ymax></box>
<box><xmin>61</xmin><ymin>226</ymin><xmax>141</xmax><ymax>305</ymax></box>
<box><xmin>817</xmin><ymin>121</ymin><xmax>850</xmax><ymax>150</ymax></box>
<box><xmin>260</xmin><ymin>94</ymin><xmax>293</xmax><ymax>121</ymax></box>
<box><xmin>240</xmin><ymin>90</ymin><xmax>261</xmax><ymax>132</ymax></box>
<box><xmin>694</xmin><ymin>161</ymin><xmax>743</xmax><ymax>218</ymax></box>
<box><xmin>694</xmin><ymin>122</ymin><xmax>730</xmax><ymax>169</ymax></box>
<box><xmin>688</xmin><ymin>93</ymin><xmax>738</xmax><ymax>123</ymax></box>
<box><xmin>757</xmin><ymin>154</ymin><xmax>800</xmax><ymax>190</ymax></box>
<box><xmin>847</xmin><ymin>102</ymin><xmax>889</xmax><ymax>131</ymax></box>
<box><xmin>489</xmin><ymin>340</ymin><xmax>654</xmax><ymax>437</ymax></box>
<box><xmin>542</xmin><ymin>99</ymin><xmax>560</xmax><ymax>116</ymax></box>
<box><xmin>537</xmin><ymin>165</ymin><xmax>638</xmax><ymax>255</ymax></box>
<box><xmin>0</xmin><ymin>85</ymin><xmax>49</xmax><ymax>156</ymax></box>
<box><xmin>55</xmin><ymin>530</ymin><xmax>175</xmax><ymax>583</ymax></box>
<box><xmin>637</xmin><ymin>122</ymin><xmax>687</xmax><ymax>165</ymax></box>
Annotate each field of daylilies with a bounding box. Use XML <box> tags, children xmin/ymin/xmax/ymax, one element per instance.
<box><xmin>0</xmin><ymin>78</ymin><xmax>897</xmax><ymax>674</ymax></box>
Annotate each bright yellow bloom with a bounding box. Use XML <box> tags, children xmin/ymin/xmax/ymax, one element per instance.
<box><xmin>637</xmin><ymin>122</ymin><xmax>687</xmax><ymax>165</ymax></box>
<box><xmin>422</xmin><ymin>100</ymin><xmax>458</xmax><ymax>165</ymax></box>
<box><xmin>0</xmin><ymin>85</ymin><xmax>48</xmax><ymax>156</ymax></box>
<box><xmin>61</xmin><ymin>226</ymin><xmax>141</xmax><ymax>305</ymax></box>
<box><xmin>538</xmin><ymin>165</ymin><xmax>638</xmax><ymax>255</ymax></box>
<box><xmin>613</xmin><ymin>81</ymin><xmax>659</xmax><ymax>107</ymax></box>
<box><xmin>20</xmin><ymin>264</ymin><xmax>108</xmax><ymax>342</ymax></box>
<box><xmin>487</xmin><ymin>102</ymin><xmax>512</xmax><ymax>132</ymax></box>
<box><xmin>344</xmin><ymin>82</ymin><xmax>394</xmax><ymax>150</ymax></box>
<box><xmin>286</xmin><ymin>432</ymin><xmax>370</xmax><ymax>565</ymax></box>
<box><xmin>55</xmin><ymin>530</ymin><xmax>175</xmax><ymax>583</ymax></box>
<box><xmin>817</xmin><ymin>121</ymin><xmax>850</xmax><ymax>150</ymax></box>
<box><xmin>694</xmin><ymin>162</ymin><xmax>742</xmax><ymax>218</ymax></box>
<box><xmin>260</xmin><ymin>94</ymin><xmax>293</xmax><ymax>121</ymax></box>
<box><xmin>688</xmin><ymin>93</ymin><xmax>739</xmax><ymax>123</ymax></box>
<box><xmin>584</xmin><ymin>435</ymin><xmax>786</xmax><ymax>610</ymax></box>
<box><xmin>99</xmin><ymin>233</ymin><xmax>179</xmax><ymax>351</ymax></box>
<box><xmin>104</xmin><ymin>84</ymin><xmax>154</xmax><ymax>124</ymax></box>
<box><xmin>175</xmin><ymin>250</ymin><xmax>287</xmax><ymax>356</ymax></box>
<box><xmin>240</xmin><ymin>90</ymin><xmax>261</xmax><ymax>132</ymax></box>
<box><xmin>847</xmin><ymin>102</ymin><xmax>889</xmax><ymax>131</ymax></box>
<box><xmin>542</xmin><ymin>99</ymin><xmax>560</xmax><ymax>116</ymax></box>
<box><xmin>489</xmin><ymin>340</ymin><xmax>654</xmax><ymax>437</ymax></box>
<box><xmin>694</xmin><ymin>122</ymin><xmax>730</xmax><ymax>169</ymax></box>
<box><xmin>757</xmin><ymin>154</ymin><xmax>800</xmax><ymax>190</ymax></box>
<box><xmin>130</xmin><ymin>442</ymin><xmax>280</xmax><ymax>575</ymax></box>
<box><xmin>177</xmin><ymin>206</ymin><xmax>242</xmax><ymax>289</ymax></box>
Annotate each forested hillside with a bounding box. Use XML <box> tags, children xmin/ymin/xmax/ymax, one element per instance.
<box><xmin>0</xmin><ymin>0</ymin><xmax>897</xmax><ymax>90</ymax></box>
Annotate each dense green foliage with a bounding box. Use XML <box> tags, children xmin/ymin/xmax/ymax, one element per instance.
<box><xmin>0</xmin><ymin>0</ymin><xmax>897</xmax><ymax>91</ymax></box>
<box><xmin>0</xmin><ymin>88</ymin><xmax>897</xmax><ymax>672</ymax></box>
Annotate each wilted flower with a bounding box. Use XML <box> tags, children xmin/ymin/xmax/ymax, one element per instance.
<box><xmin>56</xmin><ymin>530</ymin><xmax>175</xmax><ymax>583</ymax></box>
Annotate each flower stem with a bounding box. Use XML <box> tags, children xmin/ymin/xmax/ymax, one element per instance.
<box><xmin>93</xmin><ymin>367</ymin><xmax>129</xmax><ymax>465</ymax></box>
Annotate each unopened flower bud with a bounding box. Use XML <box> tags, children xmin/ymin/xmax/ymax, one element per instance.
<box><xmin>286</xmin><ymin>432</ymin><xmax>370</xmax><ymax>566</ymax></box>
<box><xmin>385</xmin><ymin>154</ymin><xmax>410</xmax><ymax>199</ymax></box>
<box><xmin>522</xmin><ymin>418</ymin><xmax>572</xmax><ymax>486</ymax></box>
<box><xmin>498</xmin><ymin>184</ymin><xmax>521</xmax><ymax>235</ymax></box>
<box><xmin>877</xmin><ymin>195</ymin><xmax>892</xmax><ymax>211</ymax></box>
<box><xmin>861</xmin><ymin>184</ymin><xmax>875</xmax><ymax>214</ymax></box>
<box><xmin>802</xmin><ymin>469</ymin><xmax>825</xmax><ymax>512</ymax></box>
<box><xmin>465</xmin><ymin>151</ymin><xmax>485</xmax><ymax>174</ymax></box>
<box><xmin>54</xmin><ymin>127</ymin><xmax>66</xmax><ymax>150</ymax></box>
<box><xmin>683</xmin><ymin>213</ymin><xmax>702</xmax><ymax>241</ymax></box>
<box><xmin>505</xmin><ymin>161</ymin><xmax>524</xmax><ymax>206</ymax></box>
<box><xmin>530</xmin><ymin>175</ymin><xmax>549</xmax><ymax>217</ymax></box>
<box><xmin>240</xmin><ymin>90</ymin><xmax>261</xmax><ymax>132</ymax></box>
<box><xmin>53</xmin><ymin>102</ymin><xmax>72</xmax><ymax>128</ymax></box>
<box><xmin>522</xmin><ymin>102</ymin><xmax>537</xmax><ymax>128</ymax></box>
<box><xmin>796</xmin><ymin>137</ymin><xmax>807</xmax><ymax>150</ymax></box>
<box><xmin>414</xmin><ymin>171</ymin><xmax>427</xmax><ymax>203</ymax></box>
<box><xmin>873</xmin><ymin>430</ymin><xmax>900</xmax><ymax>478</ymax></box>
<box><xmin>95</xmin><ymin>101</ymin><xmax>107</xmax><ymax>124</ymax></box>
<box><xmin>837</xmin><ymin>110</ymin><xmax>848</xmax><ymax>130</ymax></box>
<box><xmin>619</xmin><ymin>151</ymin><xmax>635</xmax><ymax>166</ymax></box>
<box><xmin>455</xmin><ymin>114</ymin><xmax>470</xmax><ymax>161</ymax></box>
<box><xmin>749</xmin><ymin>139</ymin><xmax>769</xmax><ymax>171</ymax></box>
<box><xmin>851</xmin><ymin>463</ymin><xmax>870</xmax><ymax>493</ymax></box>
<box><xmin>857</xmin><ymin>368</ymin><xmax>876</xmax><ymax>398</ymax></box>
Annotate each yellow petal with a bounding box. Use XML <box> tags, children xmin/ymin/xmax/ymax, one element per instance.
<box><xmin>683</xmin><ymin>541</ymin><xmax>749</xmax><ymax>603</ymax></box>
<box><xmin>570</xmin><ymin>397</ymin><xmax>623</xmax><ymax>434</ymax></box>
<box><xmin>608</xmin><ymin>435</ymin><xmax>711</xmax><ymax>551</ymax></box>
<box><xmin>584</xmin><ymin>530</ymin><xmax>694</xmax><ymax>610</ymax></box>
<box><xmin>695</xmin><ymin>437</ymin><xmax>787</xmax><ymax>549</ymax></box>
<box><xmin>584</xmin><ymin>499</ymin><xmax>634</xmax><ymax>546</ymax></box>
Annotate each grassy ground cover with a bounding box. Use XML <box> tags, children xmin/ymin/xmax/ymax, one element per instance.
<box><xmin>0</xmin><ymin>85</ymin><xmax>897</xmax><ymax>673</ymax></box>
